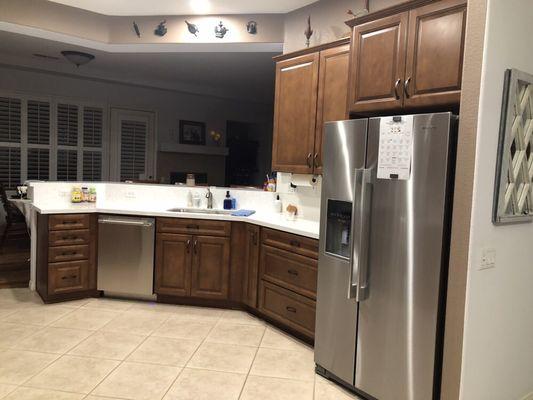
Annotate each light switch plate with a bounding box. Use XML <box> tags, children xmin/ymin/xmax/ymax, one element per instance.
<box><xmin>479</xmin><ymin>247</ymin><xmax>496</xmax><ymax>270</ymax></box>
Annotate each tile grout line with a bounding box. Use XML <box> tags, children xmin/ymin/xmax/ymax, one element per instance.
<box><xmin>86</xmin><ymin>306</ymin><xmax>173</xmax><ymax>397</ymax></box>
<box><xmin>236</xmin><ymin>322</ymin><xmax>268</xmax><ymax>400</ymax></box>
<box><xmin>156</xmin><ymin>310</ymin><xmax>223</xmax><ymax>400</ymax></box>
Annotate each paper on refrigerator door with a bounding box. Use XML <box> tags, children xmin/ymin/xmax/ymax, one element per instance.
<box><xmin>377</xmin><ymin>115</ymin><xmax>414</xmax><ymax>180</ymax></box>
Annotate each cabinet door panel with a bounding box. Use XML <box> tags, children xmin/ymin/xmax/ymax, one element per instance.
<box><xmin>349</xmin><ymin>12</ymin><xmax>408</xmax><ymax>113</ymax></box>
<box><xmin>404</xmin><ymin>0</ymin><xmax>467</xmax><ymax>107</ymax></box>
<box><xmin>272</xmin><ymin>53</ymin><xmax>319</xmax><ymax>174</ymax></box>
<box><xmin>314</xmin><ymin>45</ymin><xmax>350</xmax><ymax>173</ymax></box>
<box><xmin>191</xmin><ymin>236</ymin><xmax>230</xmax><ymax>300</ymax></box>
<box><xmin>155</xmin><ymin>233</ymin><xmax>192</xmax><ymax>297</ymax></box>
<box><xmin>242</xmin><ymin>224</ymin><xmax>260</xmax><ymax>308</ymax></box>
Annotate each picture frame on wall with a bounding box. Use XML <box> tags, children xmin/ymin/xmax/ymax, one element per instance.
<box><xmin>179</xmin><ymin>120</ymin><xmax>206</xmax><ymax>145</ymax></box>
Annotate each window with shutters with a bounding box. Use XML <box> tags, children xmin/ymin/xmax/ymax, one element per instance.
<box><xmin>57</xmin><ymin>149</ymin><xmax>78</xmax><ymax>181</ymax></box>
<box><xmin>57</xmin><ymin>104</ymin><xmax>78</xmax><ymax>146</ymax></box>
<box><xmin>120</xmin><ymin>120</ymin><xmax>147</xmax><ymax>181</ymax></box>
<box><xmin>0</xmin><ymin>92</ymin><xmax>109</xmax><ymax>188</ymax></box>
<box><xmin>0</xmin><ymin>97</ymin><xmax>22</xmax><ymax>189</ymax></box>
<box><xmin>27</xmin><ymin>148</ymin><xmax>50</xmax><ymax>180</ymax></box>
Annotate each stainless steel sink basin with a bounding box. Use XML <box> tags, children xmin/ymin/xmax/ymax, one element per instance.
<box><xmin>167</xmin><ymin>207</ymin><xmax>235</xmax><ymax>215</ymax></box>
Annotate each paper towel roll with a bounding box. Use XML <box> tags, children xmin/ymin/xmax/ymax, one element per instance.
<box><xmin>291</xmin><ymin>174</ymin><xmax>316</xmax><ymax>188</ymax></box>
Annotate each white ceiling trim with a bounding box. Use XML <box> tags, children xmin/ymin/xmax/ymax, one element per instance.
<box><xmin>47</xmin><ymin>0</ymin><xmax>319</xmax><ymax>16</ymax></box>
<box><xmin>0</xmin><ymin>22</ymin><xmax>283</xmax><ymax>54</ymax></box>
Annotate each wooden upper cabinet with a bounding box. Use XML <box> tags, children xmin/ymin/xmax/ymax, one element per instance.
<box><xmin>191</xmin><ymin>235</ymin><xmax>230</xmax><ymax>300</ymax></box>
<box><xmin>314</xmin><ymin>44</ymin><xmax>350</xmax><ymax>173</ymax></box>
<box><xmin>404</xmin><ymin>0</ymin><xmax>467</xmax><ymax>107</ymax></box>
<box><xmin>155</xmin><ymin>233</ymin><xmax>192</xmax><ymax>297</ymax></box>
<box><xmin>272</xmin><ymin>53</ymin><xmax>319</xmax><ymax>174</ymax></box>
<box><xmin>349</xmin><ymin>12</ymin><xmax>408</xmax><ymax>113</ymax></box>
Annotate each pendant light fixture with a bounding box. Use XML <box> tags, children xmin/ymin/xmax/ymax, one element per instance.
<box><xmin>61</xmin><ymin>50</ymin><xmax>95</xmax><ymax>67</ymax></box>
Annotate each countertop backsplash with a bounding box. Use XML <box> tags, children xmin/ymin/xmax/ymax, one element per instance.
<box><xmin>28</xmin><ymin>179</ymin><xmax>321</xmax><ymax>222</ymax></box>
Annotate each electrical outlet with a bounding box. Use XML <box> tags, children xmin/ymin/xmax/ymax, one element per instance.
<box><xmin>125</xmin><ymin>191</ymin><xmax>136</xmax><ymax>199</ymax></box>
<box><xmin>479</xmin><ymin>247</ymin><xmax>496</xmax><ymax>270</ymax></box>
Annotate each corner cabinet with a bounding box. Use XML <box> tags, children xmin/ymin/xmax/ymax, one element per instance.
<box><xmin>272</xmin><ymin>39</ymin><xmax>350</xmax><ymax>174</ymax></box>
<box><xmin>348</xmin><ymin>0</ymin><xmax>467</xmax><ymax>114</ymax></box>
<box><xmin>154</xmin><ymin>218</ymin><xmax>231</xmax><ymax>301</ymax></box>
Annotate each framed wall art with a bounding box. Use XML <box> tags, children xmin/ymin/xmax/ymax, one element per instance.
<box><xmin>493</xmin><ymin>68</ymin><xmax>533</xmax><ymax>224</ymax></box>
<box><xmin>179</xmin><ymin>120</ymin><xmax>206</xmax><ymax>145</ymax></box>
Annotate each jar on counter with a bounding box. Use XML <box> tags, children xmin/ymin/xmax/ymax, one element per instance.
<box><xmin>88</xmin><ymin>187</ymin><xmax>97</xmax><ymax>203</ymax></box>
<box><xmin>71</xmin><ymin>187</ymin><xmax>82</xmax><ymax>203</ymax></box>
<box><xmin>81</xmin><ymin>187</ymin><xmax>89</xmax><ymax>202</ymax></box>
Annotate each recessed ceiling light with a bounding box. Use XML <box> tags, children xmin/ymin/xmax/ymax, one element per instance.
<box><xmin>190</xmin><ymin>0</ymin><xmax>211</xmax><ymax>14</ymax></box>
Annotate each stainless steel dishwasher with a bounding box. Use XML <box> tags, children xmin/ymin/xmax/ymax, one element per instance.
<box><xmin>97</xmin><ymin>215</ymin><xmax>155</xmax><ymax>300</ymax></box>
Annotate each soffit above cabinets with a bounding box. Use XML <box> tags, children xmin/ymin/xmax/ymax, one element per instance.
<box><xmin>46</xmin><ymin>0</ymin><xmax>320</xmax><ymax>16</ymax></box>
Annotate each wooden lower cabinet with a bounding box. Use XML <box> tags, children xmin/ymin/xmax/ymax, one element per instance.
<box><xmin>154</xmin><ymin>225</ymin><xmax>231</xmax><ymax>301</ymax></box>
<box><xmin>191</xmin><ymin>236</ymin><xmax>230</xmax><ymax>300</ymax></box>
<box><xmin>36</xmin><ymin>213</ymin><xmax>97</xmax><ymax>302</ymax></box>
<box><xmin>259</xmin><ymin>280</ymin><xmax>316</xmax><ymax>339</ymax></box>
<box><xmin>154</xmin><ymin>233</ymin><xmax>192</xmax><ymax>297</ymax></box>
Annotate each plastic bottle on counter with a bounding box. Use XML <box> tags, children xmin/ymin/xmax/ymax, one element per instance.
<box><xmin>223</xmin><ymin>191</ymin><xmax>233</xmax><ymax>210</ymax></box>
<box><xmin>273</xmin><ymin>195</ymin><xmax>282</xmax><ymax>213</ymax></box>
<box><xmin>88</xmin><ymin>187</ymin><xmax>97</xmax><ymax>203</ymax></box>
<box><xmin>71</xmin><ymin>187</ymin><xmax>82</xmax><ymax>203</ymax></box>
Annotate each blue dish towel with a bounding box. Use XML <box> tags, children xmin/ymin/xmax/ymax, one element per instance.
<box><xmin>231</xmin><ymin>209</ymin><xmax>256</xmax><ymax>217</ymax></box>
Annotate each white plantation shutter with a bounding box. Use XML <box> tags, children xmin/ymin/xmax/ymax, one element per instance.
<box><xmin>27</xmin><ymin>148</ymin><xmax>49</xmax><ymax>180</ymax></box>
<box><xmin>57</xmin><ymin>149</ymin><xmax>78</xmax><ymax>181</ymax></box>
<box><xmin>57</xmin><ymin>103</ymin><xmax>78</xmax><ymax>146</ymax></box>
<box><xmin>0</xmin><ymin>96</ymin><xmax>22</xmax><ymax>189</ymax></box>
<box><xmin>0</xmin><ymin>97</ymin><xmax>21</xmax><ymax>143</ymax></box>
<box><xmin>120</xmin><ymin>120</ymin><xmax>147</xmax><ymax>181</ymax></box>
<box><xmin>83</xmin><ymin>107</ymin><xmax>103</xmax><ymax>147</ymax></box>
<box><xmin>83</xmin><ymin>151</ymin><xmax>102</xmax><ymax>181</ymax></box>
<box><xmin>0</xmin><ymin>147</ymin><xmax>21</xmax><ymax>189</ymax></box>
<box><xmin>27</xmin><ymin>100</ymin><xmax>50</xmax><ymax>144</ymax></box>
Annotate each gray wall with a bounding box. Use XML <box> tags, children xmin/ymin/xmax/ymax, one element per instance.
<box><xmin>0</xmin><ymin>65</ymin><xmax>273</xmax><ymax>186</ymax></box>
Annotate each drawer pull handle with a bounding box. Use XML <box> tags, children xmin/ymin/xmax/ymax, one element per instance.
<box><xmin>61</xmin><ymin>275</ymin><xmax>77</xmax><ymax>280</ymax></box>
<box><xmin>61</xmin><ymin>252</ymin><xmax>77</xmax><ymax>256</ymax></box>
<box><xmin>289</xmin><ymin>240</ymin><xmax>300</xmax><ymax>247</ymax></box>
<box><xmin>63</xmin><ymin>221</ymin><xmax>78</xmax><ymax>225</ymax></box>
<box><xmin>194</xmin><ymin>240</ymin><xmax>198</xmax><ymax>254</ymax></box>
<box><xmin>186</xmin><ymin>239</ymin><xmax>191</xmax><ymax>253</ymax></box>
<box><xmin>287</xmin><ymin>269</ymin><xmax>299</xmax><ymax>276</ymax></box>
<box><xmin>286</xmin><ymin>306</ymin><xmax>297</xmax><ymax>313</ymax></box>
<box><xmin>62</xmin><ymin>236</ymin><xmax>78</xmax><ymax>241</ymax></box>
<box><xmin>187</xmin><ymin>224</ymin><xmax>200</xmax><ymax>229</ymax></box>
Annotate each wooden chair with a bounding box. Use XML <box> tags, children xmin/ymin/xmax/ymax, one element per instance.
<box><xmin>0</xmin><ymin>183</ymin><xmax>29</xmax><ymax>252</ymax></box>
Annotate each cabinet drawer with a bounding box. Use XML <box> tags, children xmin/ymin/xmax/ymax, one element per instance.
<box><xmin>261</xmin><ymin>245</ymin><xmax>317</xmax><ymax>299</ymax></box>
<box><xmin>259</xmin><ymin>280</ymin><xmax>316</xmax><ymax>338</ymax></box>
<box><xmin>48</xmin><ymin>261</ymin><xmax>88</xmax><ymax>295</ymax></box>
<box><xmin>157</xmin><ymin>218</ymin><xmax>231</xmax><ymax>237</ymax></box>
<box><xmin>48</xmin><ymin>245</ymin><xmax>89</xmax><ymax>263</ymax></box>
<box><xmin>49</xmin><ymin>229</ymin><xmax>90</xmax><ymax>247</ymax></box>
<box><xmin>261</xmin><ymin>228</ymin><xmax>318</xmax><ymax>259</ymax></box>
<box><xmin>49</xmin><ymin>214</ymin><xmax>90</xmax><ymax>231</ymax></box>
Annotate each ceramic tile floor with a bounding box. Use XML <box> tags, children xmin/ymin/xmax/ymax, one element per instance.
<box><xmin>0</xmin><ymin>288</ymin><xmax>362</xmax><ymax>400</ymax></box>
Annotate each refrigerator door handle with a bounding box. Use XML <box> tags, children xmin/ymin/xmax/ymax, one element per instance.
<box><xmin>354</xmin><ymin>167</ymin><xmax>373</xmax><ymax>302</ymax></box>
<box><xmin>348</xmin><ymin>168</ymin><xmax>364</xmax><ymax>299</ymax></box>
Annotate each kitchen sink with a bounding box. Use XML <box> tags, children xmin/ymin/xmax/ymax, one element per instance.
<box><xmin>167</xmin><ymin>207</ymin><xmax>235</xmax><ymax>215</ymax></box>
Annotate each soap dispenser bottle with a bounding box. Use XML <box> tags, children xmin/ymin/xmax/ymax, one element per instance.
<box><xmin>223</xmin><ymin>191</ymin><xmax>232</xmax><ymax>210</ymax></box>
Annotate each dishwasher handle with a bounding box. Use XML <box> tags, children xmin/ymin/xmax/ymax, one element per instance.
<box><xmin>98</xmin><ymin>217</ymin><xmax>153</xmax><ymax>228</ymax></box>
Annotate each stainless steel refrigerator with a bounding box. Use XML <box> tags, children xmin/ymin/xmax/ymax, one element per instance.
<box><xmin>314</xmin><ymin>112</ymin><xmax>457</xmax><ymax>400</ymax></box>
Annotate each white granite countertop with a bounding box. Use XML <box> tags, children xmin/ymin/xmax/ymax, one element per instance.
<box><xmin>31</xmin><ymin>203</ymin><xmax>320</xmax><ymax>239</ymax></box>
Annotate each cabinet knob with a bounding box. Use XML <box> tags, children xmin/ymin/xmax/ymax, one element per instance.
<box><xmin>404</xmin><ymin>77</ymin><xmax>412</xmax><ymax>98</ymax></box>
<box><xmin>394</xmin><ymin>78</ymin><xmax>402</xmax><ymax>100</ymax></box>
<box><xmin>313</xmin><ymin>153</ymin><xmax>320</xmax><ymax>168</ymax></box>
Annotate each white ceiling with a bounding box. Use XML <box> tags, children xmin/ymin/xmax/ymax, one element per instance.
<box><xmin>47</xmin><ymin>0</ymin><xmax>319</xmax><ymax>16</ymax></box>
<box><xmin>0</xmin><ymin>31</ymin><xmax>277</xmax><ymax>103</ymax></box>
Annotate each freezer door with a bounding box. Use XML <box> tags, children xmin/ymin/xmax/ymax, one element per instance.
<box><xmin>354</xmin><ymin>113</ymin><xmax>455</xmax><ymax>400</ymax></box>
<box><xmin>315</xmin><ymin>119</ymin><xmax>368</xmax><ymax>385</ymax></box>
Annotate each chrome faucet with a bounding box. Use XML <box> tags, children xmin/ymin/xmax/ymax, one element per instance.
<box><xmin>206</xmin><ymin>188</ymin><xmax>213</xmax><ymax>209</ymax></box>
